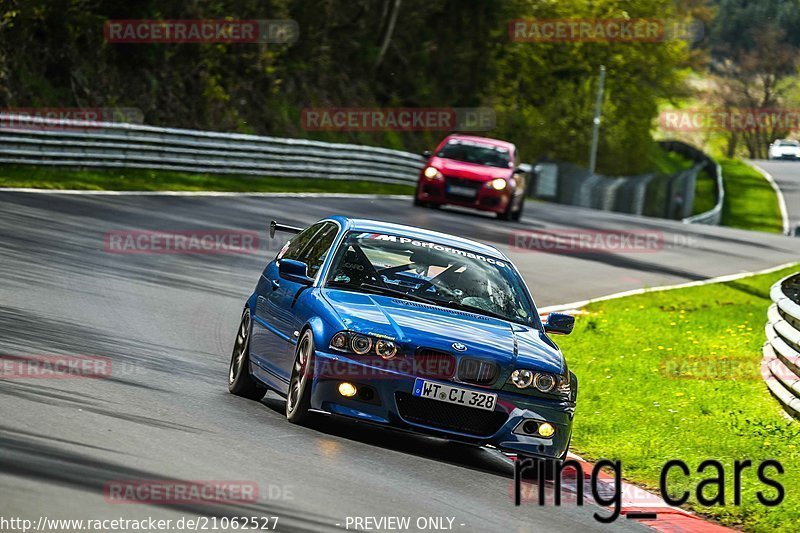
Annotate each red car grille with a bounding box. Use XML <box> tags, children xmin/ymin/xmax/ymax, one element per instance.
<box><xmin>444</xmin><ymin>176</ymin><xmax>482</xmax><ymax>202</ymax></box>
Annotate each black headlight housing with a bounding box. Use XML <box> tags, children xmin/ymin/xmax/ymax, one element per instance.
<box><xmin>329</xmin><ymin>331</ymin><xmax>400</xmax><ymax>360</ymax></box>
<box><xmin>505</xmin><ymin>368</ymin><xmax>574</xmax><ymax>400</ymax></box>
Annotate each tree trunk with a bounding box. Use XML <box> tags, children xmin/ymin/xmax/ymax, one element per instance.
<box><xmin>374</xmin><ymin>0</ymin><xmax>401</xmax><ymax>71</ymax></box>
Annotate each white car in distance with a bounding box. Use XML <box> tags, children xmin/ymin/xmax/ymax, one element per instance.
<box><xmin>769</xmin><ymin>139</ymin><xmax>800</xmax><ymax>160</ymax></box>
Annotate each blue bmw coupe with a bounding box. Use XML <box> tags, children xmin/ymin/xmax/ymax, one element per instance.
<box><xmin>228</xmin><ymin>217</ymin><xmax>577</xmax><ymax>462</ymax></box>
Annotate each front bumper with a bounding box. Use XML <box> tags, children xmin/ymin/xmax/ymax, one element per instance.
<box><xmin>308</xmin><ymin>349</ymin><xmax>575</xmax><ymax>460</ymax></box>
<box><xmin>417</xmin><ymin>176</ymin><xmax>512</xmax><ymax>214</ymax></box>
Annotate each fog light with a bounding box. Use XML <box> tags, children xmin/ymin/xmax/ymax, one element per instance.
<box><xmin>538</xmin><ymin>422</ymin><xmax>555</xmax><ymax>438</ymax></box>
<box><xmin>338</xmin><ymin>382</ymin><xmax>357</xmax><ymax>397</ymax></box>
<box><xmin>522</xmin><ymin>420</ymin><xmax>539</xmax><ymax>434</ymax></box>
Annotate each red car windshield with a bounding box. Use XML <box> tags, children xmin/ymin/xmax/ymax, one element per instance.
<box><xmin>436</xmin><ymin>140</ymin><xmax>511</xmax><ymax>168</ymax></box>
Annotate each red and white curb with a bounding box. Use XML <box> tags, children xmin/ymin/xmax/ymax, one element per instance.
<box><xmin>502</xmin><ymin>452</ymin><xmax>731</xmax><ymax>532</ymax></box>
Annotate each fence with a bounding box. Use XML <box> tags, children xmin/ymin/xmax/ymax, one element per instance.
<box><xmin>658</xmin><ymin>140</ymin><xmax>724</xmax><ymax>225</ymax></box>
<box><xmin>0</xmin><ymin>115</ymin><xmax>725</xmax><ymax>223</ymax></box>
<box><xmin>762</xmin><ymin>273</ymin><xmax>800</xmax><ymax>418</ymax></box>
<box><xmin>0</xmin><ymin>114</ymin><xmax>425</xmax><ymax>185</ymax></box>
<box><xmin>531</xmin><ymin>140</ymin><xmax>723</xmax><ymax>224</ymax></box>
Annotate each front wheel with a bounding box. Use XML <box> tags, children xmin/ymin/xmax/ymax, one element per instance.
<box><xmin>498</xmin><ymin>196</ymin><xmax>516</xmax><ymax>221</ymax></box>
<box><xmin>286</xmin><ymin>329</ymin><xmax>315</xmax><ymax>425</ymax></box>
<box><xmin>511</xmin><ymin>197</ymin><xmax>525</xmax><ymax>221</ymax></box>
<box><xmin>228</xmin><ymin>309</ymin><xmax>267</xmax><ymax>401</ymax></box>
<box><xmin>413</xmin><ymin>183</ymin><xmax>425</xmax><ymax>207</ymax></box>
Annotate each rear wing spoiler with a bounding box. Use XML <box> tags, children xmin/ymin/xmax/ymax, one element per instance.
<box><xmin>269</xmin><ymin>220</ymin><xmax>303</xmax><ymax>238</ymax></box>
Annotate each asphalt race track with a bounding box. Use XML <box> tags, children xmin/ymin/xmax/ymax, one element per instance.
<box><xmin>1</xmin><ymin>190</ymin><xmax>799</xmax><ymax>532</ymax></box>
<box><xmin>753</xmin><ymin>159</ymin><xmax>800</xmax><ymax>231</ymax></box>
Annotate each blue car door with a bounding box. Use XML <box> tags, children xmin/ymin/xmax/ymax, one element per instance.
<box><xmin>249</xmin><ymin>221</ymin><xmax>339</xmax><ymax>383</ymax></box>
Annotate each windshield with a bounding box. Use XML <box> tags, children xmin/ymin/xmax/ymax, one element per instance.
<box><xmin>436</xmin><ymin>140</ymin><xmax>511</xmax><ymax>168</ymax></box>
<box><xmin>779</xmin><ymin>140</ymin><xmax>799</xmax><ymax>146</ymax></box>
<box><xmin>324</xmin><ymin>232</ymin><xmax>536</xmax><ymax>325</ymax></box>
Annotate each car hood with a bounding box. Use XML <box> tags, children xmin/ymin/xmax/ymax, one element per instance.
<box><xmin>321</xmin><ymin>289</ymin><xmax>565</xmax><ymax>375</ymax></box>
<box><xmin>430</xmin><ymin>157</ymin><xmax>513</xmax><ymax>181</ymax></box>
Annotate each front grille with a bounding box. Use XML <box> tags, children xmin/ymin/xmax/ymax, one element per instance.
<box><xmin>444</xmin><ymin>176</ymin><xmax>481</xmax><ymax>202</ymax></box>
<box><xmin>458</xmin><ymin>358</ymin><xmax>499</xmax><ymax>385</ymax></box>
<box><xmin>414</xmin><ymin>348</ymin><xmax>456</xmax><ymax>379</ymax></box>
<box><xmin>395</xmin><ymin>392</ymin><xmax>508</xmax><ymax>437</ymax></box>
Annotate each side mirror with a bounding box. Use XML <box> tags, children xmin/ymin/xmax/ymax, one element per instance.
<box><xmin>422</xmin><ymin>150</ymin><xmax>432</xmax><ymax>158</ymax></box>
<box><xmin>278</xmin><ymin>259</ymin><xmax>314</xmax><ymax>285</ymax></box>
<box><xmin>544</xmin><ymin>313</ymin><xmax>574</xmax><ymax>335</ymax></box>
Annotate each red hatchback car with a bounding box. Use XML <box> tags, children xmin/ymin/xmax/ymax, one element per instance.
<box><xmin>414</xmin><ymin>134</ymin><xmax>527</xmax><ymax>220</ymax></box>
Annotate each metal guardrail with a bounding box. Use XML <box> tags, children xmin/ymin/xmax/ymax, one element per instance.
<box><xmin>681</xmin><ymin>161</ymin><xmax>723</xmax><ymax>225</ymax></box>
<box><xmin>762</xmin><ymin>273</ymin><xmax>800</xmax><ymax>417</ymax></box>
<box><xmin>657</xmin><ymin>140</ymin><xmax>724</xmax><ymax>225</ymax></box>
<box><xmin>0</xmin><ymin>114</ymin><xmax>425</xmax><ymax>185</ymax></box>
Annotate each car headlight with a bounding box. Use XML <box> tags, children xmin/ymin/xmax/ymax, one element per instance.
<box><xmin>511</xmin><ymin>369</ymin><xmax>534</xmax><ymax>388</ymax></box>
<box><xmin>509</xmin><ymin>369</ymin><xmax>570</xmax><ymax>396</ymax></box>
<box><xmin>375</xmin><ymin>340</ymin><xmax>397</xmax><ymax>359</ymax></box>
<box><xmin>488</xmin><ymin>178</ymin><xmax>507</xmax><ymax>190</ymax></box>
<box><xmin>423</xmin><ymin>166</ymin><xmax>443</xmax><ymax>179</ymax></box>
<box><xmin>533</xmin><ymin>373</ymin><xmax>556</xmax><ymax>393</ymax></box>
<box><xmin>330</xmin><ymin>332</ymin><xmax>349</xmax><ymax>351</ymax></box>
<box><xmin>351</xmin><ymin>334</ymin><xmax>373</xmax><ymax>355</ymax></box>
<box><xmin>329</xmin><ymin>331</ymin><xmax>401</xmax><ymax>358</ymax></box>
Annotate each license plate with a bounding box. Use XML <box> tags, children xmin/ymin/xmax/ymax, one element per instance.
<box><xmin>447</xmin><ymin>185</ymin><xmax>477</xmax><ymax>197</ymax></box>
<box><xmin>412</xmin><ymin>378</ymin><xmax>497</xmax><ymax>411</ymax></box>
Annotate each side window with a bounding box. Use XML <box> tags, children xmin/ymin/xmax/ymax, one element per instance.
<box><xmin>279</xmin><ymin>223</ymin><xmax>323</xmax><ymax>262</ymax></box>
<box><xmin>278</xmin><ymin>221</ymin><xmax>338</xmax><ymax>278</ymax></box>
<box><xmin>296</xmin><ymin>222</ymin><xmax>338</xmax><ymax>277</ymax></box>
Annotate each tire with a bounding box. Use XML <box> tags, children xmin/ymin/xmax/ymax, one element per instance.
<box><xmin>498</xmin><ymin>196</ymin><xmax>515</xmax><ymax>221</ymax></box>
<box><xmin>413</xmin><ymin>183</ymin><xmax>425</xmax><ymax>207</ymax></box>
<box><xmin>511</xmin><ymin>197</ymin><xmax>525</xmax><ymax>221</ymax></box>
<box><xmin>228</xmin><ymin>309</ymin><xmax>267</xmax><ymax>401</ymax></box>
<box><xmin>286</xmin><ymin>329</ymin><xmax>315</xmax><ymax>425</ymax></box>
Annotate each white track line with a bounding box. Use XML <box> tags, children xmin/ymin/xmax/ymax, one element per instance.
<box><xmin>539</xmin><ymin>261</ymin><xmax>799</xmax><ymax>314</ymax></box>
<box><xmin>749</xmin><ymin>162</ymin><xmax>791</xmax><ymax>235</ymax></box>
<box><xmin>0</xmin><ymin>188</ymin><xmax>411</xmax><ymax>199</ymax></box>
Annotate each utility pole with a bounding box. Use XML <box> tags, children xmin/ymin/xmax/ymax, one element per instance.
<box><xmin>589</xmin><ymin>65</ymin><xmax>606</xmax><ymax>175</ymax></box>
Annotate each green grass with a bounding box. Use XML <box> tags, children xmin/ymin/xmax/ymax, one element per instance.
<box><xmin>719</xmin><ymin>159</ymin><xmax>783</xmax><ymax>233</ymax></box>
<box><xmin>0</xmin><ymin>165</ymin><xmax>415</xmax><ymax>195</ymax></box>
<box><xmin>558</xmin><ymin>264</ymin><xmax>800</xmax><ymax>531</ymax></box>
<box><xmin>692</xmin><ymin>168</ymin><xmax>717</xmax><ymax>215</ymax></box>
<box><xmin>648</xmin><ymin>144</ymin><xmax>694</xmax><ymax>176</ymax></box>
